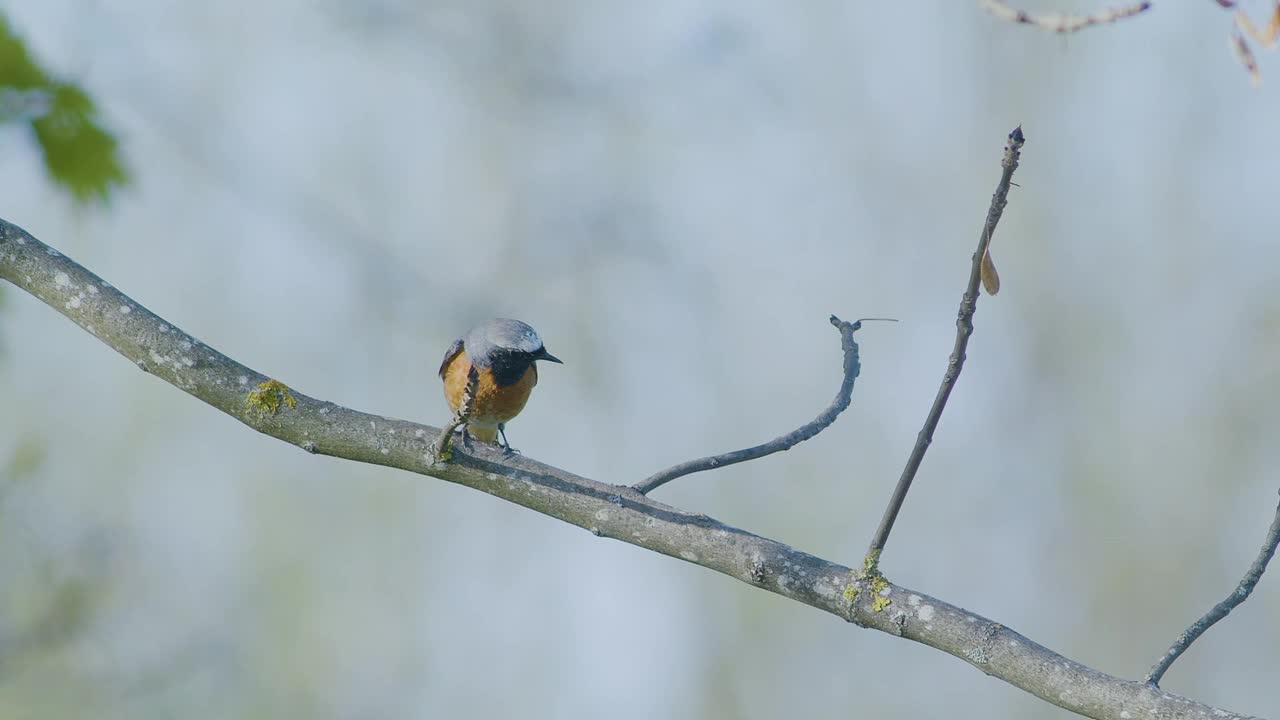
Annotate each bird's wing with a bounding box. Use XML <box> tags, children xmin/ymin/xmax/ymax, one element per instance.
<box><xmin>437</xmin><ymin>338</ymin><xmax>465</xmax><ymax>379</ymax></box>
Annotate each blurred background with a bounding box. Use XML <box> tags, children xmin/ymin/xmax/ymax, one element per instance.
<box><xmin>1</xmin><ymin>0</ymin><xmax>1278</xmax><ymax>718</ymax></box>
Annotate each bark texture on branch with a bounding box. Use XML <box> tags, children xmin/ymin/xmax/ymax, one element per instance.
<box><xmin>0</xmin><ymin>218</ymin><xmax>1264</xmax><ymax>720</ymax></box>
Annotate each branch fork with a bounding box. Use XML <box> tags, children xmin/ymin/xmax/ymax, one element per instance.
<box><xmin>1</xmin><ymin>124</ymin><xmax>1273</xmax><ymax>720</ymax></box>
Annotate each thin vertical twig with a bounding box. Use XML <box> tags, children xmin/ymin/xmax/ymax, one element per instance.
<box><xmin>864</xmin><ymin>127</ymin><xmax>1025</xmax><ymax>563</ymax></box>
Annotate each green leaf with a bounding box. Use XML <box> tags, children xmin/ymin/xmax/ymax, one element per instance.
<box><xmin>0</xmin><ymin>13</ymin><xmax>130</xmax><ymax>204</ymax></box>
<box><xmin>32</xmin><ymin>84</ymin><xmax>130</xmax><ymax>203</ymax></box>
<box><xmin>0</xmin><ymin>15</ymin><xmax>47</xmax><ymax>89</ymax></box>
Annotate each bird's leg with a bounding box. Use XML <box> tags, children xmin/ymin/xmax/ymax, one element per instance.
<box><xmin>497</xmin><ymin>423</ymin><xmax>520</xmax><ymax>456</ymax></box>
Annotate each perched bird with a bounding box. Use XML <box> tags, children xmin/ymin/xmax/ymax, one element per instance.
<box><xmin>438</xmin><ymin>318</ymin><xmax>562</xmax><ymax>450</ymax></box>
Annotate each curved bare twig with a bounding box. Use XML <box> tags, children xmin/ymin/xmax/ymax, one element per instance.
<box><xmin>979</xmin><ymin>0</ymin><xmax>1151</xmax><ymax>33</ymax></box>
<box><xmin>0</xmin><ymin>218</ymin><xmax>1266</xmax><ymax>720</ymax></box>
<box><xmin>866</xmin><ymin>126</ymin><xmax>1024</xmax><ymax>562</ymax></box>
<box><xmin>633</xmin><ymin>315</ymin><xmax>877</xmax><ymax>496</ymax></box>
<box><xmin>1146</xmin><ymin>490</ymin><xmax>1280</xmax><ymax>685</ymax></box>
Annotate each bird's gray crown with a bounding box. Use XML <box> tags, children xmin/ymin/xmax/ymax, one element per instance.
<box><xmin>464</xmin><ymin>318</ymin><xmax>544</xmax><ymax>366</ymax></box>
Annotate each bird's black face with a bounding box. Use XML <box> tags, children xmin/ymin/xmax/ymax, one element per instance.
<box><xmin>488</xmin><ymin>346</ymin><xmax>562</xmax><ymax>386</ymax></box>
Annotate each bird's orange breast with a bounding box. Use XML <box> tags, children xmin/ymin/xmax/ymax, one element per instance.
<box><xmin>441</xmin><ymin>350</ymin><xmax>538</xmax><ymax>426</ymax></box>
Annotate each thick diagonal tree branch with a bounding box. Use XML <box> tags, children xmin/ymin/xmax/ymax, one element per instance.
<box><xmin>0</xmin><ymin>218</ymin><xmax>1265</xmax><ymax>720</ymax></box>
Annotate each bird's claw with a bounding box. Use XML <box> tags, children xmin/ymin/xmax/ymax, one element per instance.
<box><xmin>497</xmin><ymin>424</ymin><xmax>520</xmax><ymax>456</ymax></box>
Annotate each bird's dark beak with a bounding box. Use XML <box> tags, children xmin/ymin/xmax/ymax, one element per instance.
<box><xmin>537</xmin><ymin>348</ymin><xmax>563</xmax><ymax>364</ymax></box>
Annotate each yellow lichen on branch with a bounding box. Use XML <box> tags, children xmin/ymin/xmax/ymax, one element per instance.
<box><xmin>844</xmin><ymin>550</ymin><xmax>893</xmax><ymax>613</ymax></box>
<box><xmin>245</xmin><ymin>379</ymin><xmax>297</xmax><ymax>416</ymax></box>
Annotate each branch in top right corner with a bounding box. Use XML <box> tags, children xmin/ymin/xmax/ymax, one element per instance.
<box><xmin>979</xmin><ymin>0</ymin><xmax>1151</xmax><ymax>33</ymax></box>
<box><xmin>1226</xmin><ymin>2</ymin><xmax>1280</xmax><ymax>86</ymax></box>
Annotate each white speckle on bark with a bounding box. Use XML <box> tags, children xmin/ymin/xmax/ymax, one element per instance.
<box><xmin>180</xmin><ymin>340</ymin><xmax>192</xmax><ymax>350</ymax></box>
<box><xmin>65</xmin><ymin>295</ymin><xmax>82</xmax><ymax>310</ymax></box>
<box><xmin>181</xmin><ymin>357</ymin><xmax>194</xmax><ymax>367</ymax></box>
<box><xmin>158</xmin><ymin>323</ymin><xmax>168</xmax><ymax>332</ymax></box>
<box><xmin>86</xmin><ymin>285</ymin><xmax>98</xmax><ymax>294</ymax></box>
<box><xmin>486</xmin><ymin>473</ymin><xmax>498</xmax><ymax>481</ymax></box>
<box><xmin>967</xmin><ymin>616</ymin><xmax>977</xmax><ymax>623</ymax></box>
<box><xmin>387</xmin><ymin>428</ymin><xmax>395</xmax><ymax>435</ymax></box>
<box><xmin>119</xmin><ymin>305</ymin><xmax>132</xmax><ymax>314</ymax></box>
<box><xmin>14</xmin><ymin>236</ymin><xmax>24</xmax><ymax>245</ymax></box>
<box><xmin>46</xmin><ymin>247</ymin><xmax>60</xmax><ymax>256</ymax></box>
<box><xmin>238</xmin><ymin>376</ymin><xmax>248</xmax><ymax>385</ymax></box>
<box><xmin>918</xmin><ymin>604</ymin><xmax>936</xmax><ymax>622</ymax></box>
<box><xmin>878</xmin><ymin>585</ymin><xmax>891</xmax><ymax>596</ymax></box>
<box><xmin>1058</xmin><ymin>691</ymin><xmax>1078</xmax><ymax>706</ymax></box>
<box><xmin>1120</xmin><ymin>712</ymin><xmax>1132</xmax><ymax>719</ymax></box>
<box><xmin>908</xmin><ymin>594</ymin><xmax>921</xmax><ymax>606</ymax></box>
<box><xmin>415</xmin><ymin>429</ymin><xmax>427</xmax><ymax>437</ymax></box>
<box><xmin>777</xmin><ymin>575</ymin><xmax>792</xmax><ymax>591</ymax></box>
<box><xmin>1008</xmin><ymin>640</ymin><xmax>1019</xmax><ymax>647</ymax></box>
<box><xmin>149</xmin><ymin>350</ymin><xmax>166</xmax><ymax>365</ymax></box>
<box><xmin>680</xmin><ymin>550</ymin><xmax>699</xmax><ymax>562</ymax></box>
<box><xmin>54</xmin><ymin>271</ymin><xmax>71</xmax><ymax>287</ymax></box>
<box><xmin>369</xmin><ymin>421</ymin><xmax>376</xmax><ymax>430</ymax></box>
<box><xmin>594</xmin><ymin>509</ymin><xmax>611</xmax><ymax>522</ymax></box>
<box><xmin>380</xmin><ymin>448</ymin><xmax>389</xmax><ymax>455</ymax></box>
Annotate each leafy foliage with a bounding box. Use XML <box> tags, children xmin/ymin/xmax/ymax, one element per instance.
<box><xmin>0</xmin><ymin>14</ymin><xmax>128</xmax><ymax>204</ymax></box>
